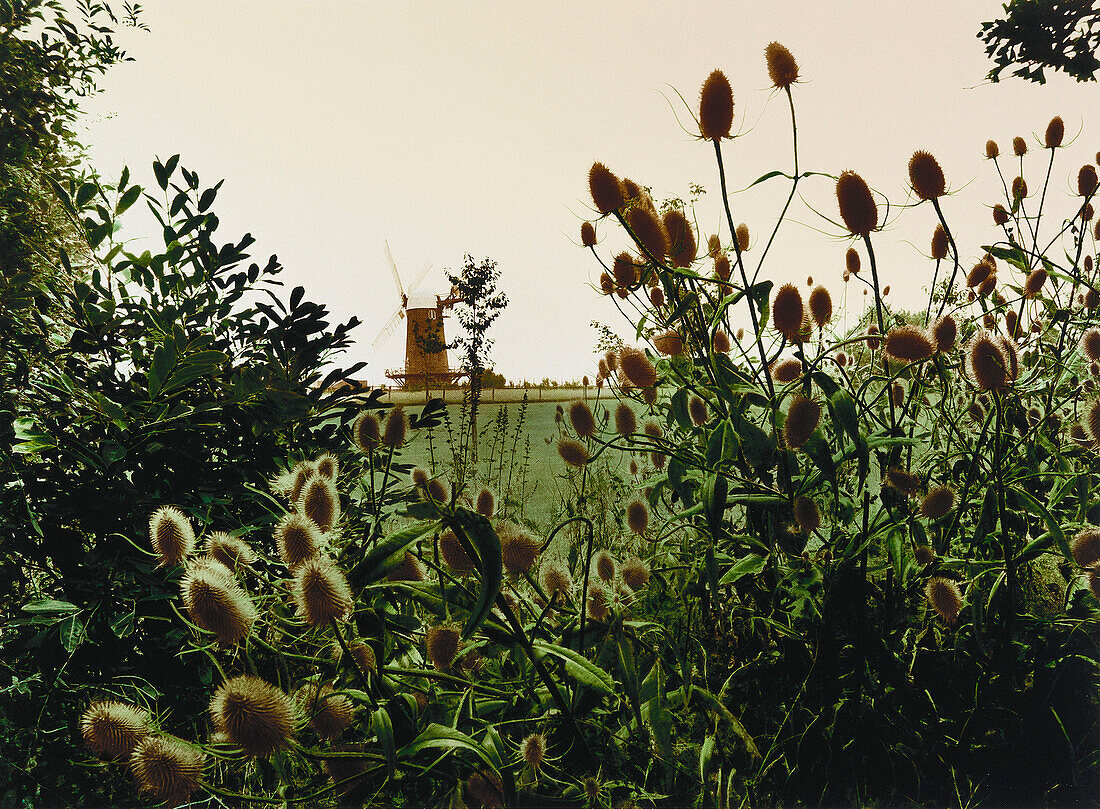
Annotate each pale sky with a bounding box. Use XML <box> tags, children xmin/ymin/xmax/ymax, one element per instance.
<box><xmin>81</xmin><ymin>2</ymin><xmax>1100</xmax><ymax>385</ymax></box>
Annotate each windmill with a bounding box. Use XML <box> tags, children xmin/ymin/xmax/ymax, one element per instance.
<box><xmin>373</xmin><ymin>241</ymin><xmax>465</xmax><ymax>389</ymax></box>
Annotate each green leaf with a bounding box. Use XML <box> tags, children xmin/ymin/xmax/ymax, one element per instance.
<box><xmin>972</xmin><ymin>485</ymin><xmax>999</xmax><ymax>547</ymax></box>
<box><xmin>349</xmin><ymin>521</ymin><xmax>440</xmax><ymax>585</ymax></box>
<box><xmin>733</xmin><ymin>415</ymin><xmax>774</xmax><ymax>471</ymax></box>
<box><xmin>829</xmin><ymin>390</ymin><xmax>860</xmax><ymax>443</ymax></box>
<box><xmin>700</xmin><ymin>734</ymin><xmax>716</xmax><ymax>783</ymax></box>
<box><xmin>110</xmin><ymin>605</ymin><xmax>135</xmax><ymax>638</ymax></box>
<box><xmin>1013</xmin><ymin>487</ymin><xmax>1072</xmax><ymax>562</ymax></box>
<box><xmin>531</xmin><ymin>641</ymin><xmax>614</xmax><ymax>694</ymax></box>
<box><xmin>398</xmin><ymin>723</ymin><xmax>497</xmax><ymax>772</ymax></box>
<box><xmin>718</xmin><ymin>553</ymin><xmax>768</xmax><ymax>586</ymax></box>
<box><xmin>115</xmin><ymin>184</ymin><xmax>142</xmax><ymax>216</ymax></box>
<box><xmin>373</xmin><ymin>707</ymin><xmax>396</xmax><ymax>779</ymax></box>
<box><xmin>455</xmin><ymin>510</ymin><xmax>502</xmax><ymax>639</ymax></box>
<box><xmin>690</xmin><ymin>687</ymin><xmax>760</xmax><ymax>758</ymax></box>
<box><xmin>22</xmin><ymin>599</ymin><xmax>79</xmax><ymax>614</ymax></box>
<box><xmin>59</xmin><ymin>614</ymin><xmax>86</xmax><ymax>652</ymax></box>
<box><xmin>705</xmin><ymin>420</ymin><xmax>737</xmax><ymax>466</ymax></box>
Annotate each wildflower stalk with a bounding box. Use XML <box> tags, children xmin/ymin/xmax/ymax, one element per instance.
<box><xmin>992</xmin><ymin>391</ymin><xmax>1016</xmax><ymax>629</ymax></box>
<box><xmin>751</xmin><ymin>86</ymin><xmax>800</xmax><ymax>283</ymax></box>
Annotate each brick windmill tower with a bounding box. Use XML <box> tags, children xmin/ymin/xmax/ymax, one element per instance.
<box><xmin>373</xmin><ymin>242</ymin><xmax>465</xmax><ymax>389</ymax></box>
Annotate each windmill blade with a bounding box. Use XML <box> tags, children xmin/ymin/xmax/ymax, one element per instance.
<box><xmin>372</xmin><ymin>306</ymin><xmax>404</xmax><ymax>351</ymax></box>
<box><xmin>409</xmin><ymin>261</ymin><xmax>432</xmax><ymax>292</ymax></box>
<box><xmin>384</xmin><ymin>240</ymin><xmax>405</xmax><ymax>300</ymax></box>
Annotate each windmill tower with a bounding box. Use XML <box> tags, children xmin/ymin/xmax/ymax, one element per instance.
<box><xmin>373</xmin><ymin>242</ymin><xmax>465</xmax><ymax>389</ymax></box>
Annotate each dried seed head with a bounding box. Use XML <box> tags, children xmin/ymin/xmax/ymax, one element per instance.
<box><xmin>978</xmin><ymin>273</ymin><xmax>998</xmax><ymax>298</ymax></box>
<box><xmin>689</xmin><ymin>395</ymin><xmax>708</xmax><ymax>426</ymax></box>
<box><xmin>648</xmin><ymin>329</ymin><xmax>683</xmax><ymax>359</ymax></box>
<box><xmin>382</xmin><ymin>406</ymin><xmax>408</xmax><ymax>448</ymax></box>
<box><xmin>275</xmin><ymin>513</ymin><xmax>322</xmax><ymax>569</ymax></box>
<box><xmin>298</xmin><ymin>682</ymin><xmax>355</xmax><ymax>740</ymax></box>
<box><xmin>557</xmin><ymin>438</ymin><xmax>589</xmax><ymax>468</ymax></box>
<box><xmin>884</xmin><ymin>326</ymin><xmax>935</xmax><ymax>363</ymax></box>
<box><xmin>1085</xmin><ymin>203</ymin><xmax>1095</xmax><ymax>221</ymax></box>
<box><xmin>651</xmin><ymin>450</ymin><xmax>667</xmax><ymax>470</ymax></box>
<box><xmin>1013</xmin><ymin>136</ymin><xmax>1027</xmax><ymax>156</ymax></box>
<box><xmin>967</xmin><ymin>332</ymin><xmax>1010</xmax><ymax>391</ymax></box>
<box><xmin>998</xmin><ymin>334</ymin><xmax>1019</xmax><ymax>380</ymax></box>
<box><xmin>968</xmin><ymin>401</ymin><xmax>986</xmax><ymax>423</ymax></box>
<box><xmin>293</xmin><ymin>558</ymin><xmax>353</xmax><ymax>626</ymax></box>
<box><xmin>1012</xmin><ymin>175</ymin><xmax>1027</xmax><ymax>200</ymax></box>
<box><xmin>1081</xmin><ymin>328</ymin><xmax>1100</xmax><ymax>361</ymax></box>
<box><xmin>642</xmin><ymin>386</ymin><xmax>658</xmax><ymax>405</ymax></box>
<box><xmin>130</xmin><ymin>735</ymin><xmax>205</xmax><ymax>804</ymax></box>
<box><xmin>930</xmin><ymin>226</ymin><xmax>946</xmax><ymax>259</ymax></box>
<box><xmin>626</xmin><ymin>500</ymin><xmax>649</xmax><ymax>535</ymax></box>
<box><xmin>351</xmin><ymin>412</ymin><xmax>381</xmax><ymax>452</ymax></box>
<box><xmin>314</xmin><ymin>453</ymin><xmax>338</xmax><ymax>480</ymax></box>
<box><xmin>866</xmin><ymin>323</ymin><xmax>881</xmax><ymax>351</ymax></box>
<box><xmin>772</xmin><ymin>358</ymin><xmax>803</xmax><ymax>384</ymax></box>
<box><xmin>521</xmin><ymin>733</ymin><xmax>547</xmax><ymax>770</ymax></box>
<box><xmin>426</xmin><ymin>625</ymin><xmax>462</xmax><ymax>670</ymax></box>
<box><xmin>149</xmin><ymin>506</ymin><xmax>195</xmax><ymax>568</ymax></box>
<box><xmin>908</xmin><ymin>151</ymin><xmax>946</xmax><ymax>200</ymax></box>
<box><xmin>539</xmin><ymin>558</ymin><xmax>573</xmax><ymax>598</ymax></box>
<box><xmin>438</xmin><ymin>529</ymin><xmax>477</xmax><ymax>574</ymax></box>
<box><xmin>342</xmin><ymin>641</ymin><xmax>377</xmax><ymax>673</ymax></box>
<box><xmin>713</xmin><ymin>329</ymin><xmax>731</xmax><ymax>353</ymax></box>
<box><xmin>921</xmin><ymin>486</ymin><xmax>955</xmax><ymax>520</ymax></box>
<box><xmin>580</xmin><ymin>221</ymin><xmax>596</xmax><ymax>247</ymax></box>
<box><xmin>593</xmin><ymin>550</ymin><xmax>617</xmax><ymax>583</ymax></box>
<box><xmin>387</xmin><ymin>550</ymin><xmax>426</xmax><ymax>582</ymax></box>
<box><xmin>586</xmin><ymin>581</ymin><xmax>612</xmax><ymax>622</ymax></box>
<box><xmin>932</xmin><ymin>315</ymin><xmax>957</xmax><ymax>353</ymax></box>
<box><xmin>589</xmin><ymin>162</ymin><xmax>624</xmax><ymax>215</ymax></box>
<box><xmin>614</xmin><ymin>402</ymin><xmax>637</xmax><ymax>436</ymax></box>
<box><xmin>211</xmin><ymin>676</ymin><xmax>295</xmax><ymax>758</ymax></box>
<box><xmin>181</xmin><ymin>559</ymin><xmax>257</xmax><ymax>646</ymax></box>
<box><xmin>627</xmin><ymin>206</ymin><xmax>668</xmax><ymax>264</ymax></box>
<box><xmin>475</xmin><ymin>487</ymin><xmax>496</xmax><ymax>519</ymax></box>
<box><xmin>650</xmin><ymin>286</ymin><xmax>665</xmax><ymax>307</ymax></box>
<box><xmin>924</xmin><ymin>577</ymin><xmax>964</xmax><ymax>624</ymax></box>
<box><xmin>985</xmin><ymin>139</ymin><xmax>1000</xmax><ymax>159</ymax></box>
<box><xmin>1070</xmin><ymin>528</ymin><xmax>1100</xmax><ymax>567</ymax></box>
<box><xmin>993</xmin><ymin>204</ymin><xmax>1010</xmax><ymax>225</ymax></box>
<box><xmin>599</xmin><ymin>272</ymin><xmax>613</xmax><ymax>295</ymax></box>
<box><xmin>845</xmin><ymin>247</ymin><xmax>861</xmax><ymax>275</ymax></box>
<box><xmin>207</xmin><ymin>532</ymin><xmax>256</xmax><ymax>572</ymax></box>
<box><xmin>836</xmin><ymin>171</ymin><xmax>878</xmax><ymax>236</ymax></box>
<box><xmin>300</xmin><ymin>475</ymin><xmax>340</xmax><ymax>533</ymax></box>
<box><xmin>467</xmin><ymin>770</ymin><xmax>505</xmax><ymax>809</ymax></box>
<box><xmin>886</xmin><ymin>467</ymin><xmax>922</xmax><ymax>496</ymax></box>
<box><xmin>1024</xmin><ymin>268</ymin><xmax>1047</xmax><ymax>297</ymax></box>
<box><xmin>1079</xmin><ymin>165</ymin><xmax>1098</xmax><ymax>197</ymax></box>
<box><xmin>426</xmin><ymin>477</ymin><xmax>450</xmax><ymax>504</ymax></box>
<box><xmin>498</xmin><ymin>520</ymin><xmax>542</xmax><ymax>575</ymax></box>
<box><xmin>1045</xmin><ymin>116</ymin><xmax>1065</xmax><ymax>148</ymax></box>
<box><xmin>1088</xmin><ymin>567</ymin><xmax>1100</xmax><ymax>600</ymax></box>
<box><xmin>784</xmin><ymin>396</ymin><xmax>821</xmax><ymax>449</ymax></box>
<box><xmin>914</xmin><ymin>545</ymin><xmax>936</xmax><ymax>566</ymax></box>
<box><xmin>793</xmin><ymin>495</ymin><xmax>821</xmax><ymax>533</ymax></box>
<box><xmin>736</xmin><ymin>222</ymin><xmax>750</xmax><ymax>251</ymax></box>
<box><xmin>772</xmin><ymin>283</ymin><xmax>805</xmax><ymax>342</ymax></box>
<box><xmin>663</xmin><ymin>209</ymin><xmax>696</xmax><ymax>267</ymax></box>
<box><xmin>81</xmin><ymin>700</ymin><xmax>149</xmax><ymax>759</ymax></box>
<box><xmin>613</xmin><ymin>252</ymin><xmax>637</xmax><ymax>288</ymax></box>
<box><xmin>765</xmin><ymin>42</ymin><xmax>799</xmax><ymax>89</ymax></box>
<box><xmin>1087</xmin><ymin>399</ymin><xmax>1100</xmax><ymax>442</ymax></box>
<box><xmin>699</xmin><ymin>69</ymin><xmax>735</xmax><ymax>141</ymax></box>
<box><xmin>891</xmin><ymin>380</ymin><xmax>906</xmax><ymax>408</ymax></box>
<box><xmin>966</xmin><ymin>260</ymin><xmax>993</xmax><ymax>288</ymax></box>
<box><xmin>707</xmin><ymin>233</ymin><xmax>722</xmax><ymax>258</ymax></box>
<box><xmin>618</xmin><ymin>346</ymin><xmax>658</xmax><ymax>388</ymax></box>
<box><xmin>714</xmin><ymin>254</ymin><xmax>731</xmax><ymax>281</ymax></box>
<box><xmin>621</xmin><ymin>556</ymin><xmax>650</xmax><ymax>590</ymax></box>
<box><xmin>804</xmin><ymin>287</ymin><xmax>833</xmax><ymax>331</ymax></box>
<box><xmin>1087</xmin><ymin>288</ymin><xmax>1100</xmax><ymax>308</ymax></box>
<box><xmin>835</xmin><ymin>352</ymin><xmax>847</xmax><ymax>367</ymax></box>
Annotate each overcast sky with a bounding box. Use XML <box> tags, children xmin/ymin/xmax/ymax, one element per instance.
<box><xmin>81</xmin><ymin>2</ymin><xmax>1100</xmax><ymax>384</ymax></box>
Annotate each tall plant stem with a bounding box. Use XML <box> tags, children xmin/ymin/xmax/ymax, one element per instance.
<box><xmin>751</xmin><ymin>86</ymin><xmax>799</xmax><ymax>284</ymax></box>
<box><xmin>992</xmin><ymin>391</ymin><xmax>1016</xmax><ymax>631</ymax></box>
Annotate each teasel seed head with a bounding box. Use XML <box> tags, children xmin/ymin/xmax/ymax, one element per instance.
<box><xmin>627</xmin><ymin>206</ymin><xmax>668</xmax><ymax>264</ymax></box>
<box><xmin>593</xmin><ymin>550</ymin><xmax>617</xmax><ymax>583</ymax></box>
<box><xmin>772</xmin><ymin>358</ymin><xmax>803</xmax><ymax>384</ymax></box>
<box><xmin>932</xmin><ymin>315</ymin><xmax>957</xmax><ymax>353</ymax></box>
<box><xmin>1087</xmin><ymin>399</ymin><xmax>1100</xmax><ymax>442</ymax></box>
<box><xmin>1012</xmin><ymin>175</ymin><xmax>1027</xmax><ymax>200</ymax></box>
<box><xmin>382</xmin><ymin>405</ymin><xmax>408</xmax><ymax>448</ymax></box>
<box><xmin>836</xmin><ymin>171</ymin><xmax>878</xmax><ymax>236</ymax></box>
<box><xmin>275</xmin><ymin>512</ymin><xmax>322</xmax><ymax>569</ymax></box>
<box><xmin>1022</xmin><ymin>268</ymin><xmax>1047</xmax><ymax>298</ymax></box>
<box><xmin>805</xmin><ymin>284</ymin><xmax>832</xmax><ymax>329</ymax></box>
<box><xmin>411</xmin><ymin>467</ymin><xmax>429</xmax><ymax>487</ymax></box>
<box><xmin>772</xmin><ymin>283</ymin><xmax>805</xmax><ymax>342</ymax></box>
<box><xmin>1070</xmin><ymin>527</ymin><xmax>1100</xmax><ymax>567</ymax></box>
<box><xmin>629</xmin><ymin>459</ymin><xmax>639</xmax><ymax>475</ymax></box>
<box><xmin>539</xmin><ymin>558</ymin><xmax>573</xmax><ymax>598</ymax></box>
<box><xmin>642</xmin><ymin>386</ymin><xmax>658</xmax><ymax>405</ymax></box>
<box><xmin>1081</xmin><ymin>328</ymin><xmax>1100</xmax><ymax>361</ymax></box>
<box><xmin>617</xmin><ymin>346</ymin><xmax>657</xmax><ymax>388</ymax></box>
<box><xmin>652</xmin><ymin>450</ymin><xmax>667</xmax><ymax>470</ymax></box>
<box><xmin>211</xmin><ymin>675</ymin><xmax>295</xmax><ymax>758</ymax></box>
<box><xmin>713</xmin><ymin>329</ymin><xmax>731</xmax><ymax>353</ymax></box>
<box><xmin>599</xmin><ymin>272</ymin><xmax>613</xmax><ymax>295</ymax></box>
<box><xmin>925</xmin><ymin>577</ymin><xmax>964</xmax><ymax>624</ymax></box>
<box><xmin>845</xmin><ymin>247</ymin><xmax>861</xmax><ymax>275</ymax></box>
<box><xmin>314</xmin><ymin>452</ymin><xmax>338</xmax><ymax>481</ymax></box>
<box><xmin>586</xmin><ymin>580</ymin><xmax>612</xmax><ymax>622</ymax></box>
<box><xmin>467</xmin><ymin>770</ymin><xmax>505</xmax><ymax>809</ymax></box>
<box><xmin>181</xmin><ymin>558</ymin><xmax>257</xmax><ymax>646</ymax></box>
<box><xmin>81</xmin><ymin>700</ymin><xmax>150</xmax><ymax>759</ymax></box>
<box><xmin>1088</xmin><ymin>567</ymin><xmax>1100</xmax><ymax>600</ymax></box>
<box><xmin>886</xmin><ymin>466</ymin><xmax>921</xmax><ymax>497</ymax></box>
<box><xmin>998</xmin><ymin>334</ymin><xmax>1019</xmax><ymax>380</ymax></box>
<box><xmin>580</xmin><ymin>221</ymin><xmax>596</xmax><ymax>247</ymax></box>
<box><xmin>1079</xmin><ymin>165</ymin><xmax>1098</xmax><ymax>197</ymax></box>
<box><xmin>557</xmin><ymin>437</ymin><xmax>589</xmax><ymax>468</ymax></box>
<box><xmin>426</xmin><ymin>625</ymin><xmax>462</xmax><ymax>670</ymax></box>
<box><xmin>351</xmin><ymin>411</ymin><xmax>381</xmax><ymax>452</ymax></box>
<box><xmin>968</xmin><ymin>400</ymin><xmax>986</xmax><ymax>423</ymax></box>
<box><xmin>298</xmin><ymin>682</ymin><xmax>355</xmax><ymax>741</ymax></box>
<box><xmin>707</xmin><ymin>233</ymin><xmax>723</xmax><ymax>258</ymax></box>
<box><xmin>387</xmin><ymin>550</ymin><xmax>426</xmax><ymax>582</ymax></box>
<box><xmin>714</xmin><ymin>254</ymin><xmax>732</xmax><ymax>282</ymax></box>
<box><xmin>652</xmin><ymin>329</ymin><xmax>683</xmax><ymax>356</ymax></box>
<box><xmin>966</xmin><ymin>260</ymin><xmax>992</xmax><ymax>288</ymax></box>
<box><xmin>1087</xmin><ymin>288</ymin><xmax>1100</xmax><ymax>308</ymax></box>
<box><xmin>885</xmin><ymin>325</ymin><xmax>935</xmax><ymax>363</ymax></box>
<box><xmin>736</xmin><ymin>222</ymin><xmax>750</xmax><ymax>251</ymax></box>
<box><xmin>663</xmin><ymin>209</ymin><xmax>697</xmax><ymax>267</ymax></box>
<box><xmin>626</xmin><ymin>499</ymin><xmax>649</xmax><ymax>535</ymax></box>
<box><xmin>613</xmin><ymin>252</ymin><xmax>637</xmax><ymax>288</ymax></box>
<box><xmin>993</xmin><ymin>204</ymin><xmax>1010</xmax><ymax>225</ymax></box>
<box><xmin>765</xmin><ymin>42</ymin><xmax>799</xmax><ymax>89</ymax></box>
<box><xmin>149</xmin><ymin>506</ymin><xmax>195</xmax><ymax>569</ymax></box>
<box><xmin>1043</xmin><ymin>115</ymin><xmax>1065</xmax><ymax>148</ymax></box>
<box><xmin>698</xmin><ymin>69</ymin><xmax>734</xmax><ymax>141</ymax></box>
<box><xmin>784</xmin><ymin>395</ymin><xmax>821</xmax><ymax>449</ymax></box>
<box><xmin>130</xmin><ymin>735</ymin><xmax>205</xmax><ymax>804</ymax></box>
<box><xmin>475</xmin><ymin>487</ymin><xmax>496</xmax><ymax>519</ymax></box>
<box><xmin>1013</xmin><ymin>136</ymin><xmax>1027</xmax><ymax>156</ymax></box>
<box><xmin>866</xmin><ymin>323</ymin><xmax>881</xmax><ymax>351</ymax></box>
<box><xmin>621</xmin><ymin>556</ymin><xmax>651</xmax><ymax>590</ymax></box>
<box><xmin>835</xmin><ymin>351</ymin><xmax>847</xmax><ymax>367</ymax></box>
<box><xmin>908</xmin><ymin>150</ymin><xmax>946</xmax><ymax>200</ymax></box>
<box><xmin>1084</xmin><ymin>202</ymin><xmax>1094</xmax><ymax>221</ymax></box>
<box><xmin>689</xmin><ymin>395</ymin><xmax>708</xmax><ymax>426</ymax></box>
<box><xmin>614</xmin><ymin>402</ymin><xmax>637</xmax><ymax>436</ymax></box>
<box><xmin>793</xmin><ymin>495</ymin><xmax>821</xmax><ymax>534</ymax></box>
<box><xmin>426</xmin><ymin>477</ymin><xmax>450</xmax><ymax>504</ymax></box>
<box><xmin>206</xmin><ymin>532</ymin><xmax>256</xmax><ymax>572</ymax></box>
<box><xmin>299</xmin><ymin>475</ymin><xmax>340</xmax><ymax>533</ymax></box>
<box><xmin>293</xmin><ymin>558</ymin><xmax>353</xmax><ymax>626</ymax></box>
<box><xmin>921</xmin><ymin>486</ymin><xmax>955</xmax><ymax>520</ymax></box>
<box><xmin>438</xmin><ymin>529</ymin><xmax>477</xmax><ymax>574</ymax></box>
<box><xmin>985</xmin><ymin>139</ymin><xmax>1000</xmax><ymax>159</ymax></box>
<box><xmin>978</xmin><ymin>273</ymin><xmax>998</xmax><ymax>298</ymax></box>
<box><xmin>498</xmin><ymin>520</ymin><xmax>542</xmax><ymax>575</ymax></box>
<box><xmin>650</xmin><ymin>286</ymin><xmax>665</xmax><ymax>307</ymax></box>
<box><xmin>927</xmin><ymin>225</ymin><xmax>948</xmax><ymax>261</ymax></box>
<box><xmin>966</xmin><ymin>332</ymin><xmax>1010</xmax><ymax>391</ymax></box>
<box><xmin>521</xmin><ymin>733</ymin><xmax>547</xmax><ymax>770</ymax></box>
<box><xmin>588</xmin><ymin>162</ymin><xmax>624</xmax><ymax>215</ymax></box>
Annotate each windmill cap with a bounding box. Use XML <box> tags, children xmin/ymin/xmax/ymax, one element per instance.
<box><xmin>406</xmin><ymin>291</ymin><xmax>439</xmax><ymax>309</ymax></box>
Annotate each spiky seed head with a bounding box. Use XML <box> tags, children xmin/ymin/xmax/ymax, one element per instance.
<box><xmin>211</xmin><ymin>675</ymin><xmax>295</xmax><ymax>757</ymax></box>
<box><xmin>1070</xmin><ymin>528</ymin><xmax>1100</xmax><ymax>567</ymax></box>
<box><xmin>793</xmin><ymin>496</ymin><xmax>821</xmax><ymax>533</ymax></box>
<box><xmin>1012</xmin><ymin>175</ymin><xmax>1027</xmax><ymax>200</ymax></box>
<box><xmin>836</xmin><ymin>171</ymin><xmax>878</xmax><ymax>235</ymax></box>
<box><xmin>382</xmin><ymin>406</ymin><xmax>408</xmax><ymax>449</ymax></box>
<box><xmin>998</xmin><ymin>334</ymin><xmax>1019</xmax><ymax>380</ymax></box>
<box><xmin>293</xmin><ymin>558</ymin><xmax>353</xmax><ymax>626</ymax></box>
<box><xmin>1087</xmin><ymin>399</ymin><xmax>1100</xmax><ymax>443</ymax></box>
<box><xmin>714</xmin><ymin>254</ymin><xmax>731</xmax><ymax>281</ymax></box>
<box><xmin>387</xmin><ymin>550</ymin><xmax>426</xmax><ymax>582</ymax></box>
<box><xmin>891</xmin><ymin>380</ymin><xmax>906</xmax><ymax>408</ymax></box>
<box><xmin>772</xmin><ymin>359</ymin><xmax>802</xmax><ymax>384</ymax></box>
<box><xmin>765</xmin><ymin>42</ymin><xmax>799</xmax><ymax>88</ymax></box>
<box><xmin>588</xmin><ymin>162</ymin><xmax>624</xmax><ymax>215</ymax></box>
<box><xmin>1023</xmin><ymin>268</ymin><xmax>1047</xmax><ymax>297</ymax></box>
<box><xmin>629</xmin><ymin>460</ymin><xmax>639</xmax><ymax>475</ymax></box>
<box><xmin>845</xmin><ymin>247</ymin><xmax>861</xmax><ymax>275</ymax></box>
<box><xmin>886</xmin><ymin>467</ymin><xmax>922</xmax><ymax>496</ymax></box>
<box><xmin>713</xmin><ymin>329</ymin><xmax>731</xmax><ymax>353</ymax></box>
<box><xmin>1045</xmin><ymin>116</ymin><xmax>1065</xmax><ymax>148</ymax></box>
<box><xmin>626</xmin><ymin>500</ymin><xmax>649</xmax><ymax>535</ymax></box>
<box><xmin>1087</xmin><ymin>288</ymin><xmax>1100</xmax><ymax>308</ymax></box>
<box><xmin>599</xmin><ymin>272</ymin><xmax>613</xmax><ymax>295</ymax></box>
<box><xmin>985</xmin><ymin>139</ymin><xmax>1000</xmax><ymax>159</ymax></box>
<box><xmin>426</xmin><ymin>625</ymin><xmax>462</xmax><ymax>670</ymax></box>
<box><xmin>1013</xmin><ymin>136</ymin><xmax>1027</xmax><ymax>156</ymax></box>
<box><xmin>206</xmin><ymin>532</ymin><xmax>256</xmax><ymax>571</ymax></box>
<box><xmin>298</xmin><ymin>682</ymin><xmax>355</xmax><ymax>740</ymax></box>
<box><xmin>351</xmin><ymin>412</ymin><xmax>381</xmax><ymax>452</ymax></box>
<box><xmin>808</xmin><ymin>285</ymin><xmax>832</xmax><ymax>328</ymax></box>
<box><xmin>885</xmin><ymin>326</ymin><xmax>935</xmax><ymax>363</ymax></box>
<box><xmin>580</xmin><ymin>221</ymin><xmax>596</xmax><ymax>247</ymax></box>
<box><xmin>622</xmin><ymin>177</ymin><xmax>643</xmax><ymax>203</ymax></box>
<box><xmin>521</xmin><ymin>733</ymin><xmax>547</xmax><ymax>770</ymax></box>
<box><xmin>130</xmin><ymin>735</ymin><xmax>205</xmax><ymax>803</ymax></box>
<box><xmin>627</xmin><ymin>206</ymin><xmax>668</xmax><ymax>263</ymax></box>
<box><xmin>978</xmin><ymin>274</ymin><xmax>998</xmax><ymax>298</ymax></box>
<box><xmin>968</xmin><ymin>401</ymin><xmax>986</xmax><ymax>423</ymax></box>
<box><xmin>650</xmin><ymin>286</ymin><xmax>665</xmax><ymax>307</ymax></box>
<box><xmin>908</xmin><ymin>151</ymin><xmax>946</xmax><ymax>200</ymax></box>
<box><xmin>926</xmin><ymin>226</ymin><xmax>948</xmax><ymax>263</ymax></box>
<box><xmin>593</xmin><ymin>551</ymin><xmax>617</xmax><ymax>583</ymax></box>
<box><xmin>966</xmin><ymin>260</ymin><xmax>992</xmax><ymax>288</ymax></box>
<box><xmin>412</xmin><ymin>467</ymin><xmax>429</xmax><ymax>486</ymax></box>
<box><xmin>498</xmin><ymin>521</ymin><xmax>542</xmax><ymax>575</ymax></box>
<box><xmin>689</xmin><ymin>395</ymin><xmax>708</xmax><ymax>426</ymax></box>
<box><xmin>181</xmin><ymin>561</ymin><xmax>257</xmax><ymax>646</ymax></box>
<box><xmin>586</xmin><ymin>581</ymin><xmax>612</xmax><ymax>622</ymax></box>
<box><xmin>706</xmin><ymin>233</ymin><xmax>723</xmax><ymax>258</ymax></box>
<box><xmin>334</xmin><ymin>640</ymin><xmax>377</xmax><ymax>674</ymax></box>
<box><xmin>614</xmin><ymin>403</ymin><xmax>637</xmax><ymax>436</ymax></box>
<box><xmin>618</xmin><ymin>346</ymin><xmax>657</xmax><ymax>389</ymax></box>
<box><xmin>967</xmin><ymin>333</ymin><xmax>1010</xmax><ymax>391</ymax></box>
<box><xmin>651</xmin><ymin>329</ymin><xmax>683</xmax><ymax>357</ymax></box>
<box><xmin>1085</xmin><ymin>203</ymin><xmax>1095</xmax><ymax>221</ymax></box>
<box><xmin>736</xmin><ymin>222</ymin><xmax>750</xmax><ymax>251</ymax></box>
<box><xmin>621</xmin><ymin>556</ymin><xmax>650</xmax><ymax>590</ymax></box>
<box><xmin>1005</xmin><ymin>309</ymin><xmax>1020</xmax><ymax>339</ymax></box>
<box><xmin>924</xmin><ymin>577</ymin><xmax>964</xmax><ymax>624</ymax></box>
<box><xmin>784</xmin><ymin>396</ymin><xmax>821</xmax><ymax>449</ymax></box>
<box><xmin>81</xmin><ymin>700</ymin><xmax>149</xmax><ymax>759</ymax></box>
<box><xmin>643</xmin><ymin>421</ymin><xmax>663</xmax><ymax>440</ymax></box>
<box><xmin>835</xmin><ymin>352</ymin><xmax>847</xmax><ymax>367</ymax></box>
<box><xmin>563</xmin><ymin>402</ymin><xmax>596</xmax><ymax>441</ymax></box>
<box><xmin>931</xmin><ymin>315</ymin><xmax>957</xmax><ymax>353</ymax></box>
<box><xmin>1081</xmin><ymin>328</ymin><xmax>1100</xmax><ymax>361</ymax></box>
<box><xmin>698</xmin><ymin>69</ymin><xmax>734</xmax><ymax>141</ymax></box>
<box><xmin>300</xmin><ymin>475</ymin><xmax>340</xmax><ymax>533</ymax></box>
<box><xmin>314</xmin><ymin>453</ymin><xmax>338</xmax><ymax>480</ymax></box>
<box><xmin>651</xmin><ymin>450</ymin><xmax>666</xmax><ymax>470</ymax></box>
<box><xmin>475</xmin><ymin>487</ymin><xmax>496</xmax><ymax>519</ymax></box>
<box><xmin>772</xmin><ymin>283</ymin><xmax>805</xmax><ymax>342</ymax></box>
<box><xmin>993</xmin><ymin>204</ymin><xmax>1010</xmax><ymax>225</ymax></box>
<box><xmin>1088</xmin><ymin>567</ymin><xmax>1100</xmax><ymax>600</ymax></box>
<box><xmin>539</xmin><ymin>558</ymin><xmax>573</xmax><ymax>598</ymax></box>
<box><xmin>467</xmin><ymin>770</ymin><xmax>505</xmax><ymax>809</ymax></box>
<box><xmin>1079</xmin><ymin>165</ymin><xmax>1098</xmax><ymax>196</ymax></box>
<box><xmin>642</xmin><ymin>386</ymin><xmax>658</xmax><ymax>405</ymax></box>
<box><xmin>557</xmin><ymin>437</ymin><xmax>589</xmax><ymax>468</ymax></box>
<box><xmin>663</xmin><ymin>209</ymin><xmax>696</xmax><ymax>267</ymax></box>
<box><xmin>613</xmin><ymin>252</ymin><xmax>637</xmax><ymax>288</ymax></box>
<box><xmin>275</xmin><ymin>512</ymin><xmax>322</xmax><ymax>569</ymax></box>
<box><xmin>914</xmin><ymin>545</ymin><xmax>936</xmax><ymax>566</ymax></box>
<box><xmin>438</xmin><ymin>529</ymin><xmax>477</xmax><ymax>574</ymax></box>
<box><xmin>866</xmin><ymin>324</ymin><xmax>881</xmax><ymax>351</ymax></box>
<box><xmin>921</xmin><ymin>486</ymin><xmax>955</xmax><ymax>520</ymax></box>
<box><xmin>426</xmin><ymin>477</ymin><xmax>450</xmax><ymax>504</ymax></box>
<box><xmin>149</xmin><ymin>506</ymin><xmax>195</xmax><ymax>568</ymax></box>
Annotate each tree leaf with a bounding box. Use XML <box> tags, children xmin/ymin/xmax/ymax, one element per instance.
<box><xmin>531</xmin><ymin>641</ymin><xmax>614</xmax><ymax>694</ymax></box>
